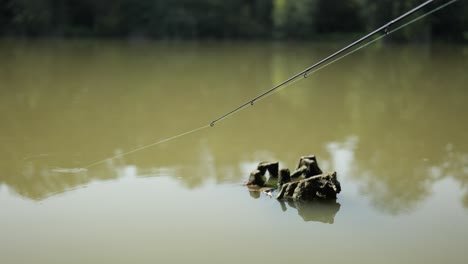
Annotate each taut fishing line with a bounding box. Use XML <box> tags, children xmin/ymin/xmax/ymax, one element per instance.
<box><xmin>84</xmin><ymin>125</ymin><xmax>210</xmax><ymax>169</ymax></box>
<box><xmin>83</xmin><ymin>0</ymin><xmax>458</xmax><ymax>170</ymax></box>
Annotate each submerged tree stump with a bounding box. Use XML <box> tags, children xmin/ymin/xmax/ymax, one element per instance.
<box><xmin>276</xmin><ymin>171</ymin><xmax>341</xmax><ymax>200</ymax></box>
<box><xmin>278</xmin><ymin>168</ymin><xmax>291</xmax><ymax>187</ymax></box>
<box><xmin>247</xmin><ymin>155</ymin><xmax>341</xmax><ymax>201</ymax></box>
<box><xmin>247</xmin><ymin>169</ymin><xmax>266</xmax><ymax>187</ymax></box>
<box><xmin>247</xmin><ymin>161</ymin><xmax>279</xmax><ymax>186</ymax></box>
<box><xmin>292</xmin><ymin>155</ymin><xmax>323</xmax><ymax>179</ymax></box>
<box><xmin>257</xmin><ymin>161</ymin><xmax>279</xmax><ymax>178</ymax></box>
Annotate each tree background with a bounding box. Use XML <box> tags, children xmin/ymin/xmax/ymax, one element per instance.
<box><xmin>0</xmin><ymin>0</ymin><xmax>466</xmax><ymax>41</ymax></box>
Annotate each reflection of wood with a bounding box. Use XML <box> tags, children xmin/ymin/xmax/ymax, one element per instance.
<box><xmin>247</xmin><ymin>186</ymin><xmax>275</xmax><ymax>199</ymax></box>
<box><xmin>247</xmin><ymin>186</ymin><xmax>275</xmax><ymax>193</ymax></box>
<box><xmin>279</xmin><ymin>199</ymin><xmax>341</xmax><ymax>224</ymax></box>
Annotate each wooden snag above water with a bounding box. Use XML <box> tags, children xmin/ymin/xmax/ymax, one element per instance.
<box><xmin>248</xmin><ymin>169</ymin><xmax>266</xmax><ymax>187</ymax></box>
<box><xmin>247</xmin><ymin>161</ymin><xmax>278</xmax><ymax>187</ymax></box>
<box><xmin>278</xmin><ymin>168</ymin><xmax>291</xmax><ymax>187</ymax></box>
<box><xmin>246</xmin><ymin>155</ymin><xmax>341</xmax><ymax>201</ymax></box>
<box><xmin>289</xmin><ymin>155</ymin><xmax>323</xmax><ymax>179</ymax></box>
<box><xmin>257</xmin><ymin>161</ymin><xmax>279</xmax><ymax>178</ymax></box>
<box><xmin>276</xmin><ymin>171</ymin><xmax>341</xmax><ymax>200</ymax></box>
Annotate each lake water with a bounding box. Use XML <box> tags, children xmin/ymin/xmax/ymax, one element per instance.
<box><xmin>0</xmin><ymin>39</ymin><xmax>467</xmax><ymax>264</ymax></box>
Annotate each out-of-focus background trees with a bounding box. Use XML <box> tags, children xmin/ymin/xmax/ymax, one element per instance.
<box><xmin>0</xmin><ymin>0</ymin><xmax>466</xmax><ymax>41</ymax></box>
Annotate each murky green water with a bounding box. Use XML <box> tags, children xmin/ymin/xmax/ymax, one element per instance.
<box><xmin>1</xmin><ymin>39</ymin><xmax>467</xmax><ymax>264</ymax></box>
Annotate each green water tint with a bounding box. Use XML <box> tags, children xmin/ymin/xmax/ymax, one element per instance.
<box><xmin>0</xmin><ymin>40</ymin><xmax>467</xmax><ymax>264</ymax></box>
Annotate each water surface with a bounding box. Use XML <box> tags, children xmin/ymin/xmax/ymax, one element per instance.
<box><xmin>0</xmin><ymin>39</ymin><xmax>467</xmax><ymax>263</ymax></box>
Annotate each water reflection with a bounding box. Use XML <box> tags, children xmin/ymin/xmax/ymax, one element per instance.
<box><xmin>2</xmin><ymin>154</ymin><xmax>109</xmax><ymax>200</ymax></box>
<box><xmin>320</xmin><ymin>43</ymin><xmax>468</xmax><ymax>214</ymax></box>
<box><xmin>430</xmin><ymin>144</ymin><xmax>468</xmax><ymax>209</ymax></box>
<box><xmin>249</xmin><ymin>190</ymin><xmax>261</xmax><ymax>199</ymax></box>
<box><xmin>0</xmin><ymin>40</ymin><xmax>467</xmax><ymax>215</ymax></box>
<box><xmin>279</xmin><ymin>199</ymin><xmax>341</xmax><ymax>224</ymax></box>
<box><xmin>326</xmin><ymin>136</ymin><xmax>467</xmax><ymax>214</ymax></box>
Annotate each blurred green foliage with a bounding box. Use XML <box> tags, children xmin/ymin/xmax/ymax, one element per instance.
<box><xmin>0</xmin><ymin>0</ymin><xmax>466</xmax><ymax>41</ymax></box>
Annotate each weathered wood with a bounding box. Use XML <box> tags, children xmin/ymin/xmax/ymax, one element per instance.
<box><xmin>276</xmin><ymin>171</ymin><xmax>341</xmax><ymax>200</ymax></box>
<box><xmin>257</xmin><ymin>161</ymin><xmax>279</xmax><ymax>178</ymax></box>
<box><xmin>290</xmin><ymin>166</ymin><xmax>307</xmax><ymax>179</ymax></box>
<box><xmin>295</xmin><ymin>155</ymin><xmax>317</xmax><ymax>170</ymax></box>
<box><xmin>295</xmin><ymin>155</ymin><xmax>323</xmax><ymax>178</ymax></box>
<box><xmin>247</xmin><ymin>155</ymin><xmax>340</xmax><ymax>201</ymax></box>
<box><xmin>247</xmin><ymin>169</ymin><xmax>266</xmax><ymax>187</ymax></box>
<box><xmin>278</xmin><ymin>168</ymin><xmax>291</xmax><ymax>187</ymax></box>
<box><xmin>277</xmin><ymin>180</ymin><xmax>299</xmax><ymax>199</ymax></box>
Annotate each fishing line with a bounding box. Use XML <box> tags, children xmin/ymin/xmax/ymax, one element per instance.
<box><xmin>85</xmin><ymin>125</ymin><xmax>210</xmax><ymax>168</ymax></box>
<box><xmin>83</xmin><ymin>0</ymin><xmax>457</xmax><ymax>170</ymax></box>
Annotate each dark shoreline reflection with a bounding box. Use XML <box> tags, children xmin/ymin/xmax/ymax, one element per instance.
<box><xmin>1</xmin><ymin>153</ymin><xmax>116</xmax><ymax>201</ymax></box>
<box><xmin>279</xmin><ymin>199</ymin><xmax>341</xmax><ymax>224</ymax></box>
